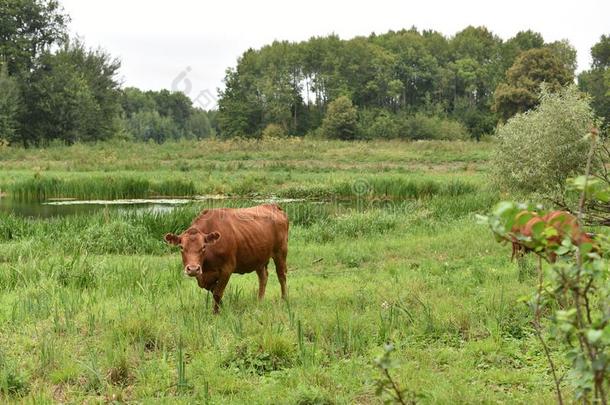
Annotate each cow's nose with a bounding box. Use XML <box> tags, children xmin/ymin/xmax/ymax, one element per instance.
<box><xmin>185</xmin><ymin>265</ymin><xmax>201</xmax><ymax>273</ymax></box>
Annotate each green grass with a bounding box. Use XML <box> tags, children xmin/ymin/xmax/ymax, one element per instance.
<box><xmin>0</xmin><ymin>138</ymin><xmax>489</xmax><ymax>200</ymax></box>
<box><xmin>0</xmin><ymin>139</ymin><xmax>566</xmax><ymax>403</ymax></box>
<box><xmin>6</xmin><ymin>176</ymin><xmax>196</xmax><ymax>201</ymax></box>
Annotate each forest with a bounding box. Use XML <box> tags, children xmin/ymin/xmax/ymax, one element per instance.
<box><xmin>0</xmin><ymin>0</ymin><xmax>609</xmax><ymax>145</ymax></box>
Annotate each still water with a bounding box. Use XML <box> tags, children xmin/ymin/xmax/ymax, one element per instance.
<box><xmin>0</xmin><ymin>196</ymin><xmax>308</xmax><ymax>218</ymax></box>
<box><xmin>0</xmin><ymin>197</ymin><xmax>196</xmax><ymax>218</ymax></box>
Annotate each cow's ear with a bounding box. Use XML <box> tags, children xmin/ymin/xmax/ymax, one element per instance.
<box><xmin>164</xmin><ymin>233</ymin><xmax>181</xmax><ymax>246</ymax></box>
<box><xmin>204</xmin><ymin>231</ymin><xmax>221</xmax><ymax>245</ymax></box>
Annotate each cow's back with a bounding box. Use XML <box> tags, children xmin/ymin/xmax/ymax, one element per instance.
<box><xmin>192</xmin><ymin>204</ymin><xmax>288</xmax><ymax>273</ymax></box>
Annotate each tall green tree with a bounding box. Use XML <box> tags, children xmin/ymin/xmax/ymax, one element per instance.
<box><xmin>119</xmin><ymin>87</ymin><xmax>214</xmax><ymax>140</ymax></box>
<box><xmin>0</xmin><ymin>63</ymin><xmax>21</xmax><ymax>143</ymax></box>
<box><xmin>257</xmin><ymin>40</ymin><xmax>304</xmax><ymax>133</ymax></box>
<box><xmin>0</xmin><ymin>0</ymin><xmax>68</xmax><ymax>75</ymax></box>
<box><xmin>120</xmin><ymin>87</ymin><xmax>157</xmax><ymax>117</ymax></box>
<box><xmin>373</xmin><ymin>28</ymin><xmax>438</xmax><ymax>110</ymax></box>
<box><xmin>126</xmin><ymin>110</ymin><xmax>179</xmax><ymax>143</ymax></box>
<box><xmin>591</xmin><ymin>34</ymin><xmax>610</xmax><ymax>69</ymax></box>
<box><xmin>217</xmin><ymin>49</ymin><xmax>265</xmax><ymax>138</ymax></box>
<box><xmin>217</xmin><ymin>26</ymin><xmax>574</xmax><ymax>139</ymax></box>
<box><xmin>500</xmin><ymin>30</ymin><xmax>545</xmax><ymax>71</ymax></box>
<box><xmin>547</xmin><ymin>39</ymin><xmax>577</xmax><ymax>73</ymax></box>
<box><xmin>493</xmin><ymin>48</ymin><xmax>573</xmax><ymax>121</ymax></box>
<box><xmin>188</xmin><ymin>109</ymin><xmax>213</xmax><ymax>139</ymax></box>
<box><xmin>150</xmin><ymin>89</ymin><xmax>193</xmax><ymax>131</ymax></box>
<box><xmin>579</xmin><ymin>35</ymin><xmax>610</xmax><ymax>129</ymax></box>
<box><xmin>21</xmin><ymin>40</ymin><xmax>121</xmax><ymax>145</ymax></box>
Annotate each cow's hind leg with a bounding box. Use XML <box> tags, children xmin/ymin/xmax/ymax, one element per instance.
<box><xmin>273</xmin><ymin>251</ymin><xmax>288</xmax><ymax>300</ymax></box>
<box><xmin>256</xmin><ymin>263</ymin><xmax>269</xmax><ymax>300</ymax></box>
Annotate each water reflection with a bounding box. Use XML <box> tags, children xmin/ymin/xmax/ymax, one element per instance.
<box><xmin>0</xmin><ymin>196</ymin><xmax>313</xmax><ymax>219</ymax></box>
<box><xmin>0</xmin><ymin>197</ymin><xmax>205</xmax><ymax>218</ymax></box>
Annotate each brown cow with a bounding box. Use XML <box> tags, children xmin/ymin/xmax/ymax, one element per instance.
<box><xmin>164</xmin><ymin>204</ymin><xmax>289</xmax><ymax>313</ymax></box>
<box><xmin>510</xmin><ymin>210</ymin><xmax>596</xmax><ymax>262</ymax></box>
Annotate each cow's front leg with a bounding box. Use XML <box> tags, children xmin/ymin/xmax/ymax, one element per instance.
<box><xmin>212</xmin><ymin>270</ymin><xmax>232</xmax><ymax>314</ymax></box>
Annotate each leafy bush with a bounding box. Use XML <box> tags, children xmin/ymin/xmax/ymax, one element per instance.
<box><xmin>492</xmin><ymin>85</ymin><xmax>599</xmax><ymax>194</ymax></box>
<box><xmin>321</xmin><ymin>96</ymin><xmax>358</xmax><ymax>140</ymax></box>
<box><xmin>357</xmin><ymin>110</ymin><xmax>468</xmax><ymax>140</ymax></box>
<box><xmin>481</xmin><ymin>170</ymin><xmax>610</xmax><ymax>403</ymax></box>
<box><xmin>401</xmin><ymin>113</ymin><xmax>469</xmax><ymax>141</ymax></box>
<box><xmin>364</xmin><ymin>111</ymin><xmax>401</xmax><ymax>139</ymax></box>
<box><xmin>261</xmin><ymin>123</ymin><xmax>287</xmax><ymax>140</ymax></box>
<box><xmin>453</xmin><ymin>98</ymin><xmax>497</xmax><ymax>140</ymax></box>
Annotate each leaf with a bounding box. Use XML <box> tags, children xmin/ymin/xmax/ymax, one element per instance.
<box><xmin>493</xmin><ymin>201</ymin><xmax>516</xmax><ymax>218</ymax></box>
<box><xmin>602</xmin><ymin>324</ymin><xmax>610</xmax><ymax>344</ymax></box>
<box><xmin>543</xmin><ymin>227</ymin><xmax>558</xmax><ymax>238</ymax></box>
<box><xmin>569</xmin><ymin>175</ymin><xmax>589</xmax><ymax>191</ymax></box>
<box><xmin>594</xmin><ymin>190</ymin><xmax>610</xmax><ymax>202</ymax></box>
<box><xmin>531</xmin><ymin>221</ymin><xmax>546</xmax><ymax>241</ymax></box>
<box><xmin>516</xmin><ymin>212</ymin><xmax>535</xmax><ymax>226</ymax></box>
<box><xmin>556</xmin><ymin>309</ymin><xmax>577</xmax><ymax>321</ymax></box>
<box><xmin>475</xmin><ymin>214</ymin><xmax>489</xmax><ymax>225</ymax></box>
<box><xmin>586</xmin><ymin>329</ymin><xmax>603</xmax><ymax>344</ymax></box>
<box><xmin>592</xmin><ymin>358</ymin><xmax>606</xmax><ymax>371</ymax></box>
<box><xmin>579</xmin><ymin>242</ymin><xmax>593</xmax><ymax>255</ymax></box>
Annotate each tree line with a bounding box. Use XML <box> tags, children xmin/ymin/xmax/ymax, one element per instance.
<box><xmin>0</xmin><ymin>0</ymin><xmax>216</xmax><ymax>146</ymax></box>
<box><xmin>0</xmin><ymin>0</ymin><xmax>608</xmax><ymax>145</ymax></box>
<box><xmin>218</xmin><ymin>28</ymin><xmax>608</xmax><ymax>140</ymax></box>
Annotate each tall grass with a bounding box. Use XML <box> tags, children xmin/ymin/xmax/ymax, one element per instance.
<box><xmin>333</xmin><ymin>177</ymin><xmax>477</xmax><ymax>199</ymax></box>
<box><xmin>0</xmin><ymin>139</ymin><xmax>562</xmax><ymax>403</ymax></box>
<box><xmin>277</xmin><ymin>178</ymin><xmax>478</xmax><ymax>200</ymax></box>
<box><xmin>0</xmin><ymin>210</ymin><xmax>555</xmax><ymax>403</ymax></box>
<box><xmin>4</xmin><ymin>175</ymin><xmax>478</xmax><ymax>202</ymax></box>
<box><xmin>7</xmin><ymin>176</ymin><xmax>196</xmax><ymax>201</ymax></box>
<box><xmin>0</xmin><ymin>139</ymin><xmax>494</xmax><ymax>172</ymax></box>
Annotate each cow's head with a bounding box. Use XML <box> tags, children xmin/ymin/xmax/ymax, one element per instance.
<box><xmin>164</xmin><ymin>228</ymin><xmax>221</xmax><ymax>277</ymax></box>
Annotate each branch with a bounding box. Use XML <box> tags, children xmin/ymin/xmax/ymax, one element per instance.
<box><xmin>533</xmin><ymin>256</ymin><xmax>564</xmax><ymax>405</ymax></box>
<box><xmin>383</xmin><ymin>368</ymin><xmax>408</xmax><ymax>405</ymax></box>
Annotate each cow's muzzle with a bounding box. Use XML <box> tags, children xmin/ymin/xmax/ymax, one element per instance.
<box><xmin>184</xmin><ymin>264</ymin><xmax>202</xmax><ymax>277</ymax></box>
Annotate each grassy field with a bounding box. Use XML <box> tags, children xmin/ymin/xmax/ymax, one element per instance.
<box><xmin>0</xmin><ymin>139</ymin><xmax>564</xmax><ymax>403</ymax></box>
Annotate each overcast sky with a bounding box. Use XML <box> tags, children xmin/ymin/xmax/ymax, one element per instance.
<box><xmin>62</xmin><ymin>0</ymin><xmax>609</xmax><ymax>108</ymax></box>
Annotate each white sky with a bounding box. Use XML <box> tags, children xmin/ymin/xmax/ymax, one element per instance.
<box><xmin>62</xmin><ymin>0</ymin><xmax>609</xmax><ymax>109</ymax></box>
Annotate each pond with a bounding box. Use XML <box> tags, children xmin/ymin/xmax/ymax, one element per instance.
<box><xmin>0</xmin><ymin>195</ymin><xmax>311</xmax><ymax>218</ymax></box>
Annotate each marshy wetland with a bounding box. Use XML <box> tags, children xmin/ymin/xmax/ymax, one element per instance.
<box><xmin>0</xmin><ymin>139</ymin><xmax>562</xmax><ymax>403</ymax></box>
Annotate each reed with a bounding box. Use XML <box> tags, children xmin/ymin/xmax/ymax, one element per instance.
<box><xmin>6</xmin><ymin>176</ymin><xmax>196</xmax><ymax>201</ymax></box>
